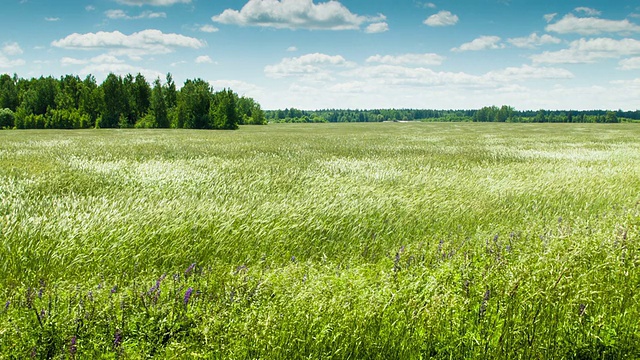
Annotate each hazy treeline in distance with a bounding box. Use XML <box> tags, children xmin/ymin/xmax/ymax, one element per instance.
<box><xmin>266</xmin><ymin>106</ymin><xmax>639</xmax><ymax>124</ymax></box>
<box><xmin>0</xmin><ymin>73</ymin><xmax>266</xmax><ymax>130</ymax></box>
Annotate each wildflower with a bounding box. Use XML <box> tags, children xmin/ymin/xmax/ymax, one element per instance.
<box><xmin>479</xmin><ymin>289</ymin><xmax>490</xmax><ymax>319</ymax></box>
<box><xmin>4</xmin><ymin>301</ymin><xmax>9</xmax><ymax>311</ymax></box>
<box><xmin>173</xmin><ymin>274</ymin><xmax>180</xmax><ymax>282</ymax></box>
<box><xmin>185</xmin><ymin>263</ymin><xmax>196</xmax><ymax>276</ymax></box>
<box><xmin>184</xmin><ymin>287</ymin><xmax>194</xmax><ymax>305</ymax></box>
<box><xmin>113</xmin><ymin>329</ymin><xmax>122</xmax><ymax>349</ymax></box>
<box><xmin>110</xmin><ymin>285</ymin><xmax>117</xmax><ymax>294</ymax></box>
<box><xmin>87</xmin><ymin>291</ymin><xmax>93</xmax><ymax>302</ymax></box>
<box><xmin>70</xmin><ymin>336</ymin><xmax>77</xmax><ymax>357</ymax></box>
<box><xmin>290</xmin><ymin>256</ymin><xmax>296</xmax><ymax>263</ymax></box>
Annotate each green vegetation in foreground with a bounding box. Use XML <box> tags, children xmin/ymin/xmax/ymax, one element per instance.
<box><xmin>0</xmin><ymin>123</ymin><xmax>639</xmax><ymax>359</ymax></box>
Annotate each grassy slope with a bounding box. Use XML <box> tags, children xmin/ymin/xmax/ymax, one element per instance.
<box><xmin>0</xmin><ymin>123</ymin><xmax>639</xmax><ymax>358</ymax></box>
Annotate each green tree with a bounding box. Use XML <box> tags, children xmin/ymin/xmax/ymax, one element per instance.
<box><xmin>100</xmin><ymin>73</ymin><xmax>127</xmax><ymax>128</ymax></box>
<box><xmin>132</xmin><ymin>73</ymin><xmax>151</xmax><ymax>121</ymax></box>
<box><xmin>0</xmin><ymin>108</ymin><xmax>15</xmax><ymax>128</ymax></box>
<box><xmin>0</xmin><ymin>74</ymin><xmax>19</xmax><ymax>111</ymax></box>
<box><xmin>150</xmin><ymin>78</ymin><xmax>169</xmax><ymax>128</ymax></box>
<box><xmin>211</xmin><ymin>89</ymin><xmax>239</xmax><ymax>130</ymax></box>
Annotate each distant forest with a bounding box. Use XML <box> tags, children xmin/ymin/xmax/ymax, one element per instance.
<box><xmin>2</xmin><ymin>73</ymin><xmax>638</xmax><ymax>130</ymax></box>
<box><xmin>0</xmin><ymin>73</ymin><xmax>266</xmax><ymax>130</ymax></box>
<box><xmin>266</xmin><ymin>107</ymin><xmax>640</xmax><ymax>124</ymax></box>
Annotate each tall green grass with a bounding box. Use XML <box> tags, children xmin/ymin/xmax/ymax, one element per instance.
<box><xmin>0</xmin><ymin>123</ymin><xmax>639</xmax><ymax>358</ymax></box>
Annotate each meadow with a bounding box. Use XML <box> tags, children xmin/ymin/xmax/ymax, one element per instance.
<box><xmin>0</xmin><ymin>122</ymin><xmax>639</xmax><ymax>359</ymax></box>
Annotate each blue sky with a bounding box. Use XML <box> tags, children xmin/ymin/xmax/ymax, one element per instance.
<box><xmin>1</xmin><ymin>0</ymin><xmax>639</xmax><ymax>110</ymax></box>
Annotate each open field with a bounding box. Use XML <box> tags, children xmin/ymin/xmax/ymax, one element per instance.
<box><xmin>1</xmin><ymin>123</ymin><xmax>639</xmax><ymax>358</ymax></box>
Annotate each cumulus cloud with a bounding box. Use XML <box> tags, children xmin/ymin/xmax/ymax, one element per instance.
<box><xmin>51</xmin><ymin>29</ymin><xmax>205</xmax><ymax>57</ymax></box>
<box><xmin>195</xmin><ymin>55</ymin><xmax>214</xmax><ymax>64</ymax></box>
<box><xmin>365</xmin><ymin>22</ymin><xmax>389</xmax><ymax>34</ymax></box>
<box><xmin>574</xmin><ymin>7</ymin><xmax>601</xmax><ymax>16</ymax></box>
<box><xmin>116</xmin><ymin>0</ymin><xmax>191</xmax><ymax>6</ymax></box>
<box><xmin>532</xmin><ymin>38</ymin><xmax>640</xmax><ymax>64</ymax></box>
<box><xmin>366</xmin><ymin>53</ymin><xmax>444</xmax><ymax>66</ymax></box>
<box><xmin>452</xmin><ymin>36</ymin><xmax>504</xmax><ymax>52</ymax></box>
<box><xmin>546</xmin><ymin>14</ymin><xmax>640</xmax><ymax>35</ymax></box>
<box><xmin>199</xmin><ymin>24</ymin><xmax>219</xmax><ymax>33</ymax></box>
<box><xmin>507</xmin><ymin>33</ymin><xmax>561</xmax><ymax>48</ymax></box>
<box><xmin>287</xmin><ymin>46</ymin><xmax>298</xmax><ymax>52</ymax></box>
<box><xmin>424</xmin><ymin>10</ymin><xmax>458</xmax><ymax>26</ymax></box>
<box><xmin>484</xmin><ymin>64</ymin><xmax>574</xmax><ymax>82</ymax></box>
<box><xmin>0</xmin><ymin>42</ymin><xmax>25</xmax><ymax>68</ymax></box>
<box><xmin>544</xmin><ymin>13</ymin><xmax>557</xmax><ymax>23</ymax></box>
<box><xmin>105</xmin><ymin>9</ymin><xmax>167</xmax><ymax>19</ymax></box>
<box><xmin>2</xmin><ymin>42</ymin><xmax>23</xmax><ymax>56</ymax></box>
<box><xmin>212</xmin><ymin>0</ymin><xmax>385</xmax><ymax>31</ymax></box>
<box><xmin>60</xmin><ymin>54</ymin><xmax>125</xmax><ymax>66</ymax></box>
<box><xmin>264</xmin><ymin>53</ymin><xmax>354</xmax><ymax>79</ymax></box>
<box><xmin>0</xmin><ymin>55</ymin><xmax>25</xmax><ymax>68</ymax></box>
<box><xmin>209</xmin><ymin>79</ymin><xmax>263</xmax><ymax>96</ymax></box>
<box><xmin>619</xmin><ymin>57</ymin><xmax>640</xmax><ymax>70</ymax></box>
<box><xmin>86</xmin><ymin>5</ymin><xmax>96</xmax><ymax>11</ymax></box>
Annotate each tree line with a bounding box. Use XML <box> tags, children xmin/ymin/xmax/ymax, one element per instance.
<box><xmin>265</xmin><ymin>107</ymin><xmax>640</xmax><ymax>124</ymax></box>
<box><xmin>0</xmin><ymin>73</ymin><xmax>266</xmax><ymax>130</ymax></box>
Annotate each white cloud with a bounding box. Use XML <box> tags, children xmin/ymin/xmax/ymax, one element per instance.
<box><xmin>199</xmin><ymin>24</ymin><xmax>219</xmax><ymax>33</ymax></box>
<box><xmin>51</xmin><ymin>29</ymin><xmax>205</xmax><ymax>57</ymax></box>
<box><xmin>365</xmin><ymin>22</ymin><xmax>389</xmax><ymax>34</ymax></box>
<box><xmin>424</xmin><ymin>10</ymin><xmax>458</xmax><ymax>27</ymax></box>
<box><xmin>507</xmin><ymin>33</ymin><xmax>561</xmax><ymax>48</ymax></box>
<box><xmin>484</xmin><ymin>65</ymin><xmax>574</xmax><ymax>82</ymax></box>
<box><xmin>0</xmin><ymin>55</ymin><xmax>26</xmax><ymax>68</ymax></box>
<box><xmin>366</xmin><ymin>53</ymin><xmax>444</xmax><ymax>66</ymax></box>
<box><xmin>2</xmin><ymin>42</ymin><xmax>23</xmax><ymax>56</ymax></box>
<box><xmin>546</xmin><ymin>14</ymin><xmax>640</xmax><ymax>35</ymax></box>
<box><xmin>287</xmin><ymin>46</ymin><xmax>298</xmax><ymax>52</ymax></box>
<box><xmin>424</xmin><ymin>3</ymin><xmax>436</xmax><ymax>9</ymax></box>
<box><xmin>209</xmin><ymin>79</ymin><xmax>263</xmax><ymax>97</ymax></box>
<box><xmin>544</xmin><ymin>13</ymin><xmax>557</xmax><ymax>23</ymax></box>
<box><xmin>574</xmin><ymin>7</ymin><xmax>601</xmax><ymax>16</ymax></box>
<box><xmin>342</xmin><ymin>64</ymin><xmax>572</xmax><ymax>88</ymax></box>
<box><xmin>265</xmin><ymin>53</ymin><xmax>354</xmax><ymax>79</ymax></box>
<box><xmin>60</xmin><ymin>54</ymin><xmax>125</xmax><ymax>66</ymax></box>
<box><xmin>195</xmin><ymin>55</ymin><xmax>214</xmax><ymax>64</ymax></box>
<box><xmin>619</xmin><ymin>57</ymin><xmax>640</xmax><ymax>70</ymax></box>
<box><xmin>170</xmin><ymin>60</ymin><xmax>187</xmax><ymax>67</ymax></box>
<box><xmin>45</xmin><ymin>17</ymin><xmax>60</xmax><ymax>22</ymax></box>
<box><xmin>86</xmin><ymin>5</ymin><xmax>96</xmax><ymax>11</ymax></box>
<box><xmin>105</xmin><ymin>9</ymin><xmax>167</xmax><ymax>19</ymax></box>
<box><xmin>532</xmin><ymin>38</ymin><xmax>640</xmax><ymax>64</ymax></box>
<box><xmin>212</xmin><ymin>0</ymin><xmax>385</xmax><ymax>31</ymax></box>
<box><xmin>452</xmin><ymin>36</ymin><xmax>504</xmax><ymax>52</ymax></box>
<box><xmin>115</xmin><ymin>0</ymin><xmax>191</xmax><ymax>6</ymax></box>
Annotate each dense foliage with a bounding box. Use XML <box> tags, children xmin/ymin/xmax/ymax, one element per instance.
<box><xmin>266</xmin><ymin>106</ymin><xmax>639</xmax><ymax>123</ymax></box>
<box><xmin>1</xmin><ymin>124</ymin><xmax>639</xmax><ymax>358</ymax></box>
<box><xmin>0</xmin><ymin>73</ymin><xmax>266</xmax><ymax>130</ymax></box>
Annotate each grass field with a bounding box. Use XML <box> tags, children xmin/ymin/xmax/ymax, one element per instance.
<box><xmin>0</xmin><ymin>123</ymin><xmax>639</xmax><ymax>358</ymax></box>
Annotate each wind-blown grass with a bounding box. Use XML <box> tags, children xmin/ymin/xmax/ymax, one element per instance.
<box><xmin>0</xmin><ymin>123</ymin><xmax>639</xmax><ymax>358</ymax></box>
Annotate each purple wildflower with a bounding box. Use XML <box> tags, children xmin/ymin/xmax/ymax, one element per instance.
<box><xmin>70</xmin><ymin>336</ymin><xmax>77</xmax><ymax>357</ymax></box>
<box><xmin>183</xmin><ymin>287</ymin><xmax>194</xmax><ymax>305</ymax></box>
<box><xmin>4</xmin><ymin>301</ymin><xmax>9</xmax><ymax>311</ymax></box>
<box><xmin>110</xmin><ymin>285</ymin><xmax>117</xmax><ymax>294</ymax></box>
<box><xmin>185</xmin><ymin>263</ymin><xmax>196</xmax><ymax>276</ymax></box>
<box><xmin>113</xmin><ymin>329</ymin><xmax>122</xmax><ymax>348</ymax></box>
